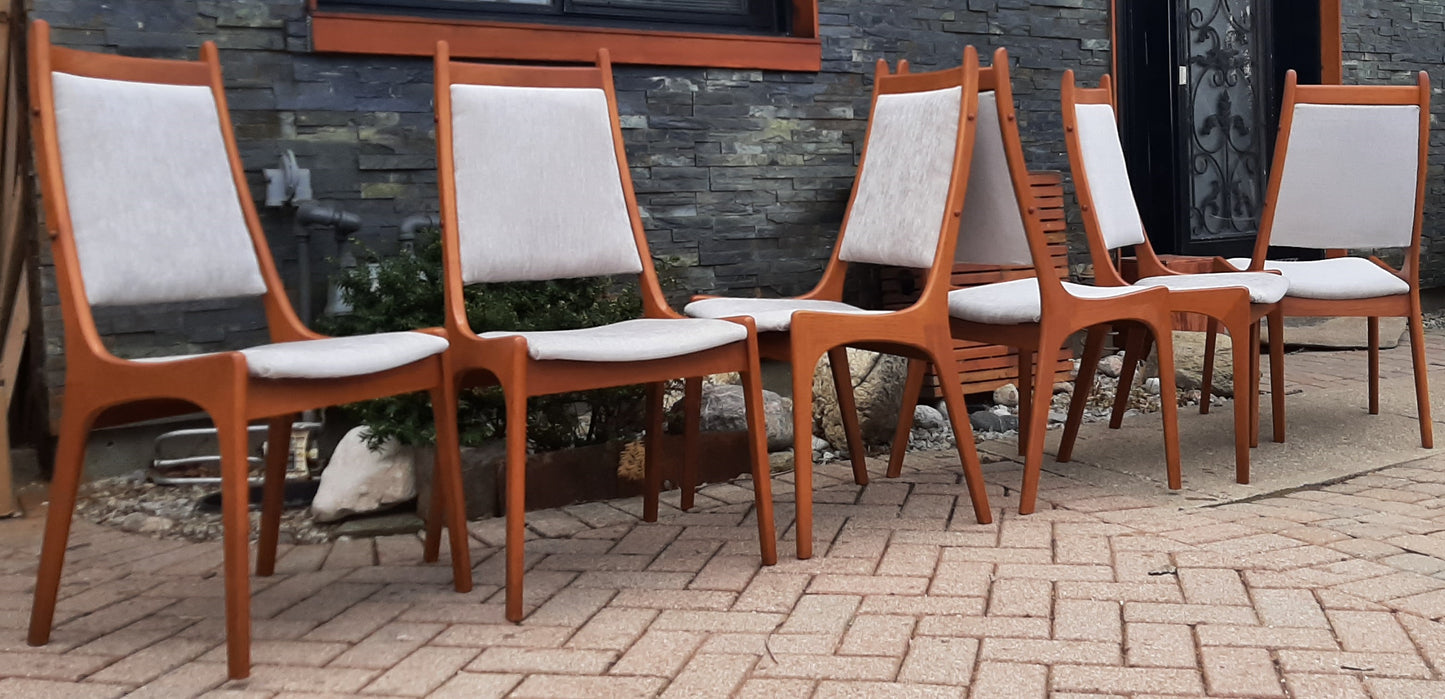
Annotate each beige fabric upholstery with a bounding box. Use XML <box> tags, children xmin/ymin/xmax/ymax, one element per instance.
<box><xmin>837</xmin><ymin>86</ymin><xmax>963</xmax><ymax>269</ymax></box>
<box><xmin>1226</xmin><ymin>257</ymin><xmax>1410</xmax><ymax>300</ymax></box>
<box><xmin>1074</xmin><ymin>104</ymin><xmax>1148</xmax><ymax>250</ymax></box>
<box><xmin>956</xmin><ymin>92</ymin><xmax>1033</xmax><ymax>266</ymax></box>
<box><xmin>948</xmin><ymin>278</ymin><xmax>1154</xmax><ymax>325</ymax></box>
<box><xmin>52</xmin><ymin>72</ymin><xmax>268</xmax><ymax>307</ymax></box>
<box><xmin>136</xmin><ymin>332</ymin><xmax>449</xmax><ymax>379</ymax></box>
<box><xmin>481</xmin><ymin>318</ymin><xmax>747</xmax><ymax>362</ymax></box>
<box><xmin>683</xmin><ymin>297</ymin><xmax>887</xmax><ymax>332</ymax></box>
<box><xmin>1133</xmin><ymin>271</ymin><xmax>1289</xmax><ymax>304</ymax></box>
<box><xmin>1269</xmin><ymin>104</ymin><xmax>1420</xmax><ymax>249</ymax></box>
<box><xmin>450</xmin><ymin>84</ymin><xmax>644</xmax><ymax>284</ymax></box>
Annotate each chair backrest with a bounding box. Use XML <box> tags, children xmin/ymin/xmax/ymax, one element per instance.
<box><xmin>1257</xmin><ymin>71</ymin><xmax>1428</xmax><ymax>253</ymax></box>
<box><xmin>835</xmin><ymin>61</ymin><xmax>973</xmax><ymax>270</ymax></box>
<box><xmin>31</xmin><ymin>26</ymin><xmax>269</xmax><ymax>308</ymax></box>
<box><xmin>436</xmin><ymin>50</ymin><xmax>644</xmax><ymax>286</ymax></box>
<box><xmin>1060</xmin><ymin>73</ymin><xmax>1148</xmax><ymax>253</ymax></box>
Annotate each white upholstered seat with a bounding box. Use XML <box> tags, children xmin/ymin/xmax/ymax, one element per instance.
<box><xmin>682</xmin><ymin>297</ymin><xmax>887</xmax><ymax>333</ymax></box>
<box><xmin>481</xmin><ymin>318</ymin><xmax>747</xmax><ymax>362</ymax></box>
<box><xmin>1225</xmin><ymin>257</ymin><xmax>1409</xmax><ymax>300</ymax></box>
<box><xmin>948</xmin><ymin>278</ymin><xmax>1155</xmax><ymax>325</ymax></box>
<box><xmin>137</xmin><ymin>332</ymin><xmax>449</xmax><ymax>380</ymax></box>
<box><xmin>1132</xmin><ymin>271</ymin><xmax>1290</xmax><ymax>304</ymax></box>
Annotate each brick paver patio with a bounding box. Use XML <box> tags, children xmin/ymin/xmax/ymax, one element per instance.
<box><xmin>3</xmin><ymin>329</ymin><xmax>1445</xmax><ymax>697</ymax></box>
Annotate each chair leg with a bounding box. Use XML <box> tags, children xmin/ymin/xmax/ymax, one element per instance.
<box><xmin>1408</xmin><ymin>305</ymin><xmax>1435</xmax><ymax>448</ymax></box>
<box><xmin>933</xmin><ymin>346</ymin><xmax>991</xmax><ymax>524</ymax></box>
<box><xmin>1249</xmin><ymin>320</ymin><xmax>1261</xmax><ymax>448</ymax></box>
<box><xmin>215</xmin><ymin>408</ymin><xmax>254</xmax><ymax>680</ymax></box>
<box><xmin>503</xmin><ymin>387</ymin><xmax>529</xmax><ymax>623</ymax></box>
<box><xmin>255</xmin><ymin>415</ymin><xmax>295</xmax><ymax>577</ymax></box>
<box><xmin>643</xmin><ymin>382</ymin><xmax>665</xmax><ymax>522</ymax></box>
<box><xmin>1016</xmin><ymin>345</ymin><xmax>1033</xmax><ymax>456</ymax></box>
<box><xmin>1224</xmin><ymin>312</ymin><xmax>1253</xmax><ymax>485</ymax></box>
<box><xmin>1268</xmin><ymin>310</ymin><xmax>1286</xmax><ymax>443</ymax></box>
<box><xmin>792</xmin><ymin>349</ymin><xmax>821</xmax><ymax>560</ymax></box>
<box><xmin>1201</xmin><ymin>318</ymin><xmax>1218</xmax><ymax>415</ymax></box>
<box><xmin>422</xmin><ymin>477</ymin><xmax>444</xmax><ymax>564</ymax></box>
<box><xmin>740</xmin><ymin>364</ymin><xmax>778</xmax><ymax>566</ymax></box>
<box><xmin>1368</xmin><ymin>316</ymin><xmax>1381</xmax><ymax>415</ymax></box>
<box><xmin>828</xmin><ymin>347</ymin><xmax>869</xmax><ymax>486</ymax></box>
<box><xmin>430</xmin><ymin>383</ymin><xmax>473</xmax><ymax>593</ymax></box>
<box><xmin>887</xmin><ymin>358</ymin><xmax>928</xmax><ymax>479</ymax></box>
<box><xmin>28</xmin><ymin>405</ymin><xmax>98</xmax><ymax>649</ymax></box>
<box><xmin>1020</xmin><ymin>327</ymin><xmax>1066</xmax><ymax>516</ymax></box>
<box><xmin>680</xmin><ymin>377</ymin><xmax>703</xmax><ymax>511</ymax></box>
<box><xmin>1146</xmin><ymin>318</ymin><xmax>1183</xmax><ymax>490</ymax></box>
<box><xmin>1110</xmin><ymin>325</ymin><xmax>1151</xmax><ymax>429</ymax></box>
<box><xmin>1059</xmin><ymin>325</ymin><xmax>1106</xmax><ymax>463</ymax></box>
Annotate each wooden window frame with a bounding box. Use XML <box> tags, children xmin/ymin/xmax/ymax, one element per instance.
<box><xmin>308</xmin><ymin>0</ymin><xmax>821</xmax><ymax>71</ymax></box>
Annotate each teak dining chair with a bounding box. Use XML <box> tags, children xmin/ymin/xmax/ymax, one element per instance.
<box><xmin>429</xmin><ymin>43</ymin><xmax>777</xmax><ymax>621</ymax></box>
<box><xmin>26</xmin><ymin>21</ymin><xmax>472</xmax><ymax>680</ymax></box>
<box><xmin>682</xmin><ymin>50</ymin><xmax>993</xmax><ymax>559</ymax></box>
<box><xmin>1057</xmin><ymin>71</ymin><xmax>1290</xmax><ymax>483</ymax></box>
<box><xmin>891</xmin><ymin>49</ymin><xmax>1181</xmax><ymax>515</ymax></box>
<box><xmin>1217</xmin><ymin>70</ymin><xmax>1434</xmax><ymax>448</ymax></box>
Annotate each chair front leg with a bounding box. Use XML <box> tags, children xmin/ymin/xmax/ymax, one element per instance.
<box><xmin>791</xmin><ymin>347</ymin><xmax>823</xmax><ymax>560</ymax></box>
<box><xmin>503</xmin><ymin>383</ymin><xmax>530</xmax><ymax>623</ymax></box>
<box><xmin>931</xmin><ymin>345</ymin><xmax>991</xmax><ymax>524</ymax></box>
<box><xmin>643</xmin><ymin>382</ymin><xmax>666</xmax><ymax>521</ymax></box>
<box><xmin>430</xmin><ymin>382</ymin><xmax>473</xmax><ymax>593</ymax></box>
<box><xmin>1223</xmin><ymin>311</ymin><xmax>1254</xmax><ymax>484</ymax></box>
<box><xmin>1016</xmin><ymin>345</ymin><xmax>1034</xmax><ymax>456</ymax></box>
<box><xmin>1058</xmin><ymin>324</ymin><xmax>1107</xmax><ymax>463</ymax></box>
<box><xmin>827</xmin><ymin>347</ymin><xmax>869</xmax><ymax>486</ymax></box>
<box><xmin>680</xmin><ymin>377</ymin><xmax>703</xmax><ymax>510</ymax></box>
<box><xmin>1408</xmin><ymin>304</ymin><xmax>1435</xmax><ymax>448</ymax></box>
<box><xmin>1020</xmin><ymin>325</ymin><xmax>1068</xmax><ymax>516</ymax></box>
<box><xmin>215</xmin><ymin>406</ymin><xmax>254</xmax><ymax>680</ymax></box>
<box><xmin>1368</xmin><ymin>316</ymin><xmax>1381</xmax><ymax>415</ymax></box>
<box><xmin>1144</xmin><ymin>315</ymin><xmax>1183</xmax><ymax>490</ymax></box>
<box><xmin>256</xmin><ymin>414</ymin><xmax>296</xmax><ymax>577</ymax></box>
<box><xmin>887</xmin><ymin>358</ymin><xmax>929</xmax><ymax>479</ymax></box>
<box><xmin>28</xmin><ymin>403</ymin><xmax>101</xmax><ymax>649</ymax></box>
<box><xmin>739</xmin><ymin>363</ymin><xmax>778</xmax><ymax>566</ymax></box>
<box><xmin>1201</xmin><ymin>318</ymin><xmax>1219</xmax><ymax>415</ymax></box>
<box><xmin>1267</xmin><ymin>310</ymin><xmax>1286</xmax><ymax>443</ymax></box>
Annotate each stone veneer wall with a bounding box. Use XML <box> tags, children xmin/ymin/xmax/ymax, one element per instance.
<box><xmin>26</xmin><ymin>0</ymin><xmax>1113</xmax><ymax>421</ymax></box>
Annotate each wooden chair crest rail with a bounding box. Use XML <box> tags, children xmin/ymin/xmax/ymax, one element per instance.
<box><xmin>25</xmin><ymin>20</ymin><xmax>473</xmax><ymax>680</ymax></box>
<box><xmin>427</xmin><ymin>42</ymin><xmax>777</xmax><ymax>621</ymax></box>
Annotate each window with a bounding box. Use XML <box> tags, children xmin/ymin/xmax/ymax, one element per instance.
<box><xmin>310</xmin><ymin>0</ymin><xmax>821</xmax><ymax>71</ymax></box>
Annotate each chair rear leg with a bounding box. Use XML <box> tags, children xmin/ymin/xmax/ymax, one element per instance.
<box><xmin>827</xmin><ymin>347</ymin><xmax>869</xmax><ymax>486</ymax></box>
<box><xmin>28</xmin><ymin>405</ymin><xmax>98</xmax><ymax>648</ymax></box>
<box><xmin>1110</xmin><ymin>325</ymin><xmax>1150</xmax><ymax>429</ymax></box>
<box><xmin>740</xmin><ymin>363</ymin><xmax>778</xmax><ymax>565</ymax></box>
<box><xmin>255</xmin><ymin>415</ymin><xmax>295</xmax><ymax>577</ymax></box>
<box><xmin>430</xmin><ymin>384</ymin><xmax>473</xmax><ymax>592</ymax></box>
<box><xmin>423</xmin><ymin>479</ymin><xmax>444</xmax><ymax>563</ymax></box>
<box><xmin>1249</xmin><ymin>321</ymin><xmax>1261</xmax><ymax>448</ymax></box>
<box><xmin>1408</xmin><ymin>307</ymin><xmax>1434</xmax><ymax>448</ymax></box>
<box><xmin>680</xmin><ymin>377</ymin><xmax>703</xmax><ymax>510</ymax></box>
<box><xmin>215</xmin><ymin>408</ymin><xmax>254</xmax><ymax>680</ymax></box>
<box><xmin>1059</xmin><ymin>325</ymin><xmax>1106</xmax><ymax>463</ymax></box>
<box><xmin>503</xmin><ymin>387</ymin><xmax>529</xmax><ymax>622</ymax></box>
<box><xmin>1020</xmin><ymin>327</ymin><xmax>1066</xmax><ymax>516</ymax></box>
<box><xmin>1268</xmin><ymin>310</ymin><xmax>1286</xmax><ymax>443</ymax></box>
<box><xmin>792</xmin><ymin>349</ymin><xmax>820</xmax><ymax>560</ymax></box>
<box><xmin>1016</xmin><ymin>346</ymin><xmax>1033</xmax><ymax>456</ymax></box>
<box><xmin>1368</xmin><ymin>316</ymin><xmax>1381</xmax><ymax>415</ymax></box>
<box><xmin>933</xmin><ymin>346</ymin><xmax>991</xmax><ymax>524</ymax></box>
<box><xmin>887</xmin><ymin>358</ymin><xmax>928</xmax><ymax>479</ymax></box>
<box><xmin>1146</xmin><ymin>317</ymin><xmax>1183</xmax><ymax>490</ymax></box>
<box><xmin>643</xmin><ymin>382</ymin><xmax>665</xmax><ymax>522</ymax></box>
<box><xmin>1201</xmin><ymin>318</ymin><xmax>1218</xmax><ymax>414</ymax></box>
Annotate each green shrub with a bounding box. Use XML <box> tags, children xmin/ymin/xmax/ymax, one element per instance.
<box><xmin>319</xmin><ymin>230</ymin><xmax>652</xmax><ymax>450</ymax></box>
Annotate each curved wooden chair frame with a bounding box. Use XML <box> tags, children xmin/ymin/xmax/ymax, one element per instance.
<box><xmin>891</xmin><ymin>49</ymin><xmax>1181</xmax><ymax>515</ymax></box>
<box><xmin>428</xmin><ymin>43</ymin><xmax>777</xmax><ymax>621</ymax></box>
<box><xmin>25</xmin><ymin>21</ymin><xmax>472</xmax><ymax>680</ymax></box>
<box><xmin>1057</xmin><ymin>71</ymin><xmax>1287</xmax><ymax>484</ymax></box>
<box><xmin>1217</xmin><ymin>70</ymin><xmax>1433</xmax><ymax>450</ymax></box>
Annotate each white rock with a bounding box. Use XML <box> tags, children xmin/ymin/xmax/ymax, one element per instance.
<box><xmin>811</xmin><ymin>349</ymin><xmax>909</xmax><ymax>451</ymax></box>
<box><xmin>913</xmin><ymin>404</ymin><xmax>946</xmax><ymax>431</ymax></box>
<box><xmin>1098</xmin><ymin>355</ymin><xmax>1125</xmax><ymax>378</ymax></box>
<box><xmin>312</xmin><ymin>427</ymin><xmax>416</xmax><ymax>523</ymax></box>
<box><xmin>993</xmin><ymin>383</ymin><xmax>1020</xmax><ymax>407</ymax></box>
<box><xmin>1144</xmin><ymin>377</ymin><xmax>1161</xmax><ymax>395</ymax></box>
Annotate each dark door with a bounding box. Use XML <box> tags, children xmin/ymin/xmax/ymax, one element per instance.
<box><xmin>1116</xmin><ymin>0</ymin><xmax>1321</xmax><ymax>257</ymax></box>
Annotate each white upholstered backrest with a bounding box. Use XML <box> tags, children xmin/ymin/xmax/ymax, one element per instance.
<box><xmin>449</xmin><ymin>84</ymin><xmax>643</xmax><ymax>284</ymax></box>
<box><xmin>1073</xmin><ymin>103</ymin><xmax>1148</xmax><ymax>250</ymax></box>
<box><xmin>1269</xmin><ymin>104</ymin><xmax>1420</xmax><ymax>249</ymax></box>
<box><xmin>837</xmin><ymin>85</ymin><xmax>962</xmax><ymax>269</ymax></box>
<box><xmin>52</xmin><ymin>72</ymin><xmax>267</xmax><ymax>307</ymax></box>
<box><xmin>955</xmin><ymin>91</ymin><xmax>1033</xmax><ymax>266</ymax></box>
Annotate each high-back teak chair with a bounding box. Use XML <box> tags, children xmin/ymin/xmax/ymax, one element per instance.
<box><xmin>26</xmin><ymin>21</ymin><xmax>473</xmax><ymax>680</ymax></box>
<box><xmin>1056</xmin><ymin>71</ymin><xmax>1291</xmax><ymax>484</ymax></box>
<box><xmin>682</xmin><ymin>51</ymin><xmax>993</xmax><ymax>559</ymax></box>
<box><xmin>892</xmin><ymin>49</ymin><xmax>1182</xmax><ymax>515</ymax></box>
<box><xmin>430</xmin><ymin>43</ymin><xmax>778</xmax><ymax>621</ymax></box>
<box><xmin>1218</xmin><ymin>70</ymin><xmax>1433</xmax><ymax>448</ymax></box>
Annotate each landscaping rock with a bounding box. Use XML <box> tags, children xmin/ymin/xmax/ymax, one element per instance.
<box><xmin>970</xmin><ymin>410</ymin><xmax>1018</xmax><ymax>434</ymax></box>
<box><xmin>1098</xmin><ymin>354</ymin><xmax>1125</xmax><ymax>378</ymax></box>
<box><xmin>993</xmin><ymin>383</ymin><xmax>1020</xmax><ymax>407</ymax></box>
<box><xmin>913</xmin><ymin>404</ymin><xmax>946</xmax><ymax>431</ymax></box>
<box><xmin>312</xmin><ymin>427</ymin><xmax>417</xmax><ymax>523</ymax></box>
<box><xmin>696</xmin><ymin>384</ymin><xmax>793</xmax><ymax>452</ymax></box>
<box><xmin>812</xmin><ymin>349</ymin><xmax>909</xmax><ymax>450</ymax></box>
<box><xmin>1147</xmin><ymin>330</ymin><xmax>1234</xmax><ymax>397</ymax></box>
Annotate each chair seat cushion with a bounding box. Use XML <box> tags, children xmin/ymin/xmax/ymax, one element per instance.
<box><xmin>947</xmin><ymin>278</ymin><xmax>1154</xmax><ymax>325</ymax></box>
<box><xmin>1133</xmin><ymin>271</ymin><xmax>1289</xmax><ymax>304</ymax></box>
<box><xmin>682</xmin><ymin>297</ymin><xmax>887</xmax><ymax>332</ymax></box>
<box><xmin>481</xmin><ymin>318</ymin><xmax>747</xmax><ymax>362</ymax></box>
<box><xmin>137</xmin><ymin>332</ymin><xmax>449</xmax><ymax>379</ymax></box>
<box><xmin>1225</xmin><ymin>257</ymin><xmax>1410</xmax><ymax>300</ymax></box>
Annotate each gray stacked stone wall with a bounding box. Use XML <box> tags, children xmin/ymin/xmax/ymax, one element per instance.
<box><xmin>1342</xmin><ymin>0</ymin><xmax>1445</xmax><ymax>287</ymax></box>
<box><xmin>28</xmin><ymin>0</ymin><xmax>1113</xmax><ymax>420</ymax></box>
